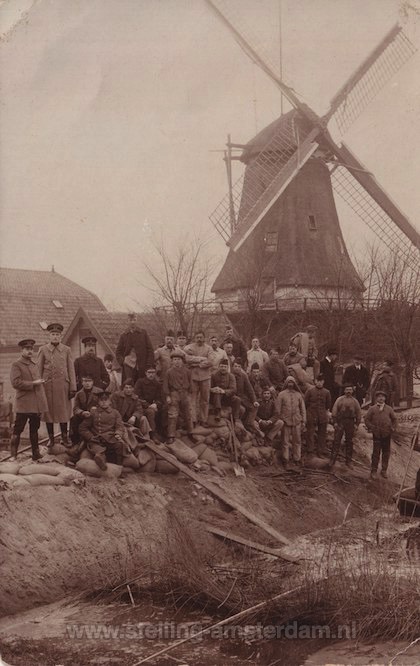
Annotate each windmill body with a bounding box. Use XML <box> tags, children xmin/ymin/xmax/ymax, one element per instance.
<box><xmin>212</xmin><ymin>112</ymin><xmax>364</xmax><ymax>310</ymax></box>
<box><xmin>206</xmin><ymin>1</ymin><xmax>420</xmax><ymax>313</ymax></box>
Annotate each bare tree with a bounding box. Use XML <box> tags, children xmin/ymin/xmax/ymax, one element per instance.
<box><xmin>140</xmin><ymin>235</ymin><xmax>216</xmax><ymax>338</ymax></box>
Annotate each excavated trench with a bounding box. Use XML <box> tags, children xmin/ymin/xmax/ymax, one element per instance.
<box><xmin>1</xmin><ymin>421</ymin><xmax>420</xmax><ymax>665</ymax></box>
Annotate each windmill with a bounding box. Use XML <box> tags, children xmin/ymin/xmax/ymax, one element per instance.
<box><xmin>206</xmin><ymin>0</ymin><xmax>420</xmax><ymax>310</ymax></box>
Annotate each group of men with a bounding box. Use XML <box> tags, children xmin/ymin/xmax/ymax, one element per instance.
<box><xmin>9</xmin><ymin>317</ymin><xmax>398</xmax><ymax>478</ymax></box>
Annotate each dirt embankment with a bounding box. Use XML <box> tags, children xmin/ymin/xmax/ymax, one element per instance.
<box><xmin>0</xmin><ymin>479</ymin><xmax>169</xmax><ymax>617</ymax></box>
<box><xmin>1</xmin><ymin>415</ymin><xmax>418</xmax><ymax>618</ymax></box>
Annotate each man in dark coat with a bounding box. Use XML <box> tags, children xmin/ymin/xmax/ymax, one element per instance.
<box><xmin>80</xmin><ymin>390</ymin><xmax>127</xmax><ymax>470</ymax></box>
<box><xmin>262</xmin><ymin>349</ymin><xmax>288</xmax><ymax>392</ymax></box>
<box><xmin>256</xmin><ymin>388</ymin><xmax>284</xmax><ymax>444</ymax></box>
<box><xmin>210</xmin><ymin>359</ymin><xmax>241</xmax><ymax>421</ymax></box>
<box><xmin>232</xmin><ymin>360</ymin><xmax>259</xmax><ymax>430</ymax></box>
<box><xmin>111</xmin><ymin>379</ymin><xmax>151</xmax><ymax>438</ymax></box>
<box><xmin>304</xmin><ymin>374</ymin><xmax>331</xmax><ymax>457</ymax></box>
<box><xmin>319</xmin><ymin>349</ymin><xmax>339</xmax><ymax>405</ymax></box>
<box><xmin>342</xmin><ymin>355</ymin><xmax>370</xmax><ymax>406</ymax></box>
<box><xmin>115</xmin><ymin>314</ymin><xmax>154</xmax><ymax>384</ymax></box>
<box><xmin>10</xmin><ymin>338</ymin><xmax>48</xmax><ymax>461</ymax></box>
<box><xmin>134</xmin><ymin>366</ymin><xmax>163</xmax><ymax>437</ymax></box>
<box><xmin>224</xmin><ymin>325</ymin><xmax>247</xmax><ymax>368</ymax></box>
<box><xmin>370</xmin><ymin>361</ymin><xmax>398</xmax><ymax>407</ymax></box>
<box><xmin>69</xmin><ymin>374</ymin><xmax>103</xmax><ymax>445</ymax></box>
<box><xmin>74</xmin><ymin>336</ymin><xmax>109</xmax><ymax>391</ymax></box>
<box><xmin>364</xmin><ymin>390</ymin><xmax>397</xmax><ymax>479</ymax></box>
<box><xmin>249</xmin><ymin>363</ymin><xmax>270</xmax><ymax>401</ymax></box>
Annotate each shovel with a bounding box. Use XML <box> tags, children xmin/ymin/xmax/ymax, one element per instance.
<box><xmin>229</xmin><ymin>414</ymin><xmax>246</xmax><ymax>477</ymax></box>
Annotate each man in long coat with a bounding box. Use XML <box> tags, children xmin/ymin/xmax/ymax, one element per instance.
<box><xmin>74</xmin><ymin>336</ymin><xmax>109</xmax><ymax>391</ymax></box>
<box><xmin>342</xmin><ymin>355</ymin><xmax>370</xmax><ymax>406</ymax></box>
<box><xmin>37</xmin><ymin>323</ymin><xmax>77</xmax><ymax>447</ymax></box>
<box><xmin>10</xmin><ymin>338</ymin><xmax>49</xmax><ymax>460</ymax></box>
<box><xmin>115</xmin><ymin>313</ymin><xmax>154</xmax><ymax>384</ymax></box>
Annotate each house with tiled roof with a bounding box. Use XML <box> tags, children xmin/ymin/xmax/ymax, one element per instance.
<box><xmin>0</xmin><ymin>267</ymin><xmax>106</xmax><ymax>401</ymax></box>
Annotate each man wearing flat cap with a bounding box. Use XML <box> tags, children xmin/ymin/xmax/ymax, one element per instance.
<box><xmin>74</xmin><ymin>335</ymin><xmax>109</xmax><ymax>391</ymax></box>
<box><xmin>37</xmin><ymin>323</ymin><xmax>77</xmax><ymax>448</ymax></box>
<box><xmin>10</xmin><ymin>339</ymin><xmax>48</xmax><ymax>460</ymax></box>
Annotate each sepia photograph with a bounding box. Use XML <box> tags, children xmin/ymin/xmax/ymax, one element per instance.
<box><xmin>0</xmin><ymin>1</ymin><xmax>419</xmax><ymax>664</ymax></box>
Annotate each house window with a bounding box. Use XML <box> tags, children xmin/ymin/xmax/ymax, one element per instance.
<box><xmin>52</xmin><ymin>299</ymin><xmax>63</xmax><ymax>308</ymax></box>
<box><xmin>265</xmin><ymin>231</ymin><xmax>278</xmax><ymax>252</ymax></box>
<box><xmin>308</xmin><ymin>215</ymin><xmax>317</xmax><ymax>230</ymax></box>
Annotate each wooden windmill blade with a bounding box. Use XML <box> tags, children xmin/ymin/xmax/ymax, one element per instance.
<box><xmin>329</xmin><ymin>142</ymin><xmax>420</xmax><ymax>272</ymax></box>
<box><xmin>326</xmin><ymin>25</ymin><xmax>417</xmax><ymax>135</ymax></box>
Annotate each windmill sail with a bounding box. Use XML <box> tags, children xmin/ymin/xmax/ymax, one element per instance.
<box><xmin>330</xmin><ymin>145</ymin><xmax>420</xmax><ymax>273</ymax></box>
<box><xmin>328</xmin><ymin>25</ymin><xmax>417</xmax><ymax>134</ymax></box>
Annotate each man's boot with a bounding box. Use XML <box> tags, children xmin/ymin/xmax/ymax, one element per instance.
<box><xmin>10</xmin><ymin>434</ymin><xmax>19</xmax><ymax>461</ymax></box>
<box><xmin>61</xmin><ymin>431</ymin><xmax>69</xmax><ymax>447</ymax></box>
<box><xmin>94</xmin><ymin>453</ymin><xmax>107</xmax><ymax>471</ymax></box>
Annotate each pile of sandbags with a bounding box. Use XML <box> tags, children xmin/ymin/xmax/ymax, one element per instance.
<box><xmin>0</xmin><ymin>460</ymin><xmax>86</xmax><ymax>489</ymax></box>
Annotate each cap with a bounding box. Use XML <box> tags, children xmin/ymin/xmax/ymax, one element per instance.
<box><xmin>375</xmin><ymin>389</ymin><xmax>387</xmax><ymax>397</ymax></box>
<box><xmin>251</xmin><ymin>362</ymin><xmax>260</xmax><ymax>370</ymax></box>
<box><xmin>47</xmin><ymin>323</ymin><xmax>63</xmax><ymax>333</ymax></box>
<box><xmin>166</xmin><ymin>329</ymin><xmax>175</xmax><ymax>338</ymax></box>
<box><xmin>81</xmin><ymin>373</ymin><xmax>94</xmax><ymax>380</ymax></box>
<box><xmin>97</xmin><ymin>389</ymin><xmax>111</xmax><ymax>399</ymax></box>
<box><xmin>170</xmin><ymin>350</ymin><xmax>184</xmax><ymax>359</ymax></box>
<box><xmin>82</xmin><ymin>336</ymin><xmax>97</xmax><ymax>345</ymax></box>
<box><xmin>122</xmin><ymin>378</ymin><xmax>135</xmax><ymax>387</ymax></box>
<box><xmin>145</xmin><ymin>364</ymin><xmax>156</xmax><ymax>371</ymax></box>
<box><xmin>18</xmin><ymin>338</ymin><xmax>36</xmax><ymax>348</ymax></box>
<box><xmin>176</xmin><ymin>330</ymin><xmax>186</xmax><ymax>337</ymax></box>
<box><xmin>219</xmin><ymin>358</ymin><xmax>229</xmax><ymax>366</ymax></box>
<box><xmin>343</xmin><ymin>382</ymin><xmax>354</xmax><ymax>389</ymax></box>
<box><xmin>316</xmin><ymin>373</ymin><xmax>324</xmax><ymax>381</ymax></box>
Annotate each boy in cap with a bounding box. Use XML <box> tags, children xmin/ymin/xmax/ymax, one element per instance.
<box><xmin>79</xmin><ymin>390</ymin><xmax>126</xmax><ymax>470</ymax></box>
<box><xmin>163</xmin><ymin>351</ymin><xmax>193</xmax><ymax>443</ymax></box>
<box><xmin>10</xmin><ymin>339</ymin><xmax>48</xmax><ymax>460</ymax></box>
<box><xmin>74</xmin><ymin>336</ymin><xmax>109</xmax><ymax>391</ymax></box>
<box><xmin>329</xmin><ymin>384</ymin><xmax>361</xmax><ymax>469</ymax></box>
<box><xmin>37</xmin><ymin>323</ymin><xmax>77</xmax><ymax>448</ymax></box>
<box><xmin>104</xmin><ymin>353</ymin><xmax>121</xmax><ymax>394</ymax></box>
<box><xmin>364</xmin><ymin>390</ymin><xmax>397</xmax><ymax>479</ymax></box>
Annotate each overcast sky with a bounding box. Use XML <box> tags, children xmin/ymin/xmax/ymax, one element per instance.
<box><xmin>0</xmin><ymin>0</ymin><xmax>419</xmax><ymax>310</ymax></box>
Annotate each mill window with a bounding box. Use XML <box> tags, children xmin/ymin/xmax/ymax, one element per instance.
<box><xmin>265</xmin><ymin>231</ymin><xmax>278</xmax><ymax>252</ymax></box>
<box><xmin>308</xmin><ymin>215</ymin><xmax>317</xmax><ymax>230</ymax></box>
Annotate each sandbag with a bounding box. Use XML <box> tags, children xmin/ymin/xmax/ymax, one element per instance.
<box><xmin>244</xmin><ymin>447</ymin><xmax>262</xmax><ymax>465</ymax></box>
<box><xmin>191</xmin><ymin>434</ymin><xmax>206</xmax><ymax>444</ymax></box>
<box><xmin>123</xmin><ymin>453</ymin><xmax>140</xmax><ymax>470</ymax></box>
<box><xmin>192</xmin><ymin>443</ymin><xmax>207</xmax><ymax>457</ymax></box>
<box><xmin>217</xmin><ymin>461</ymin><xmax>234</xmax><ymax>473</ymax></box>
<box><xmin>24</xmin><ymin>474</ymin><xmax>67</xmax><ymax>486</ymax></box>
<box><xmin>199</xmin><ymin>447</ymin><xmax>218</xmax><ymax>466</ymax></box>
<box><xmin>168</xmin><ymin>439</ymin><xmax>198</xmax><ymax>464</ymax></box>
<box><xmin>139</xmin><ymin>453</ymin><xmax>156</xmax><ymax>473</ymax></box>
<box><xmin>48</xmin><ymin>442</ymin><xmax>67</xmax><ymax>455</ymax></box>
<box><xmin>155</xmin><ymin>460</ymin><xmax>179</xmax><ymax>474</ymax></box>
<box><xmin>80</xmin><ymin>449</ymin><xmax>94</xmax><ymax>460</ymax></box>
<box><xmin>191</xmin><ymin>425</ymin><xmax>213</xmax><ymax>436</ymax></box>
<box><xmin>100</xmin><ymin>463</ymin><xmax>123</xmax><ymax>479</ymax></box>
<box><xmin>180</xmin><ymin>436</ymin><xmax>195</xmax><ymax>449</ymax></box>
<box><xmin>258</xmin><ymin>446</ymin><xmax>274</xmax><ymax>462</ymax></box>
<box><xmin>0</xmin><ymin>462</ymin><xmax>20</xmax><ymax>475</ymax></box>
<box><xmin>76</xmin><ymin>459</ymin><xmax>102</xmax><ymax>477</ymax></box>
<box><xmin>213</xmin><ymin>426</ymin><xmax>230</xmax><ymax>439</ymax></box>
<box><xmin>0</xmin><ymin>474</ymin><xmax>30</xmax><ymax>488</ymax></box>
<box><xmin>240</xmin><ymin>441</ymin><xmax>253</xmax><ymax>453</ymax></box>
<box><xmin>137</xmin><ymin>448</ymin><xmax>154</xmax><ymax>466</ymax></box>
<box><xmin>19</xmin><ymin>464</ymin><xmax>60</xmax><ymax>477</ymax></box>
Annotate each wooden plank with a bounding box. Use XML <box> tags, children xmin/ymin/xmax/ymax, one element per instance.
<box><xmin>205</xmin><ymin>525</ymin><xmax>299</xmax><ymax>563</ymax></box>
<box><xmin>144</xmin><ymin>441</ymin><xmax>291</xmax><ymax>546</ymax></box>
